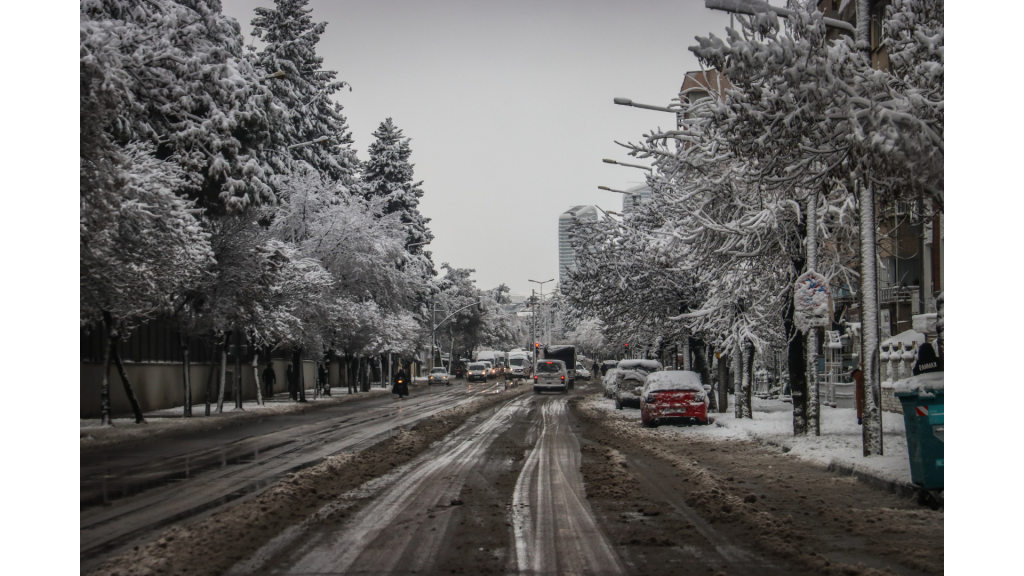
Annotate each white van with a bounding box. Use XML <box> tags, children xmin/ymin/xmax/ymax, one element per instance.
<box><xmin>508</xmin><ymin>353</ymin><xmax>531</xmax><ymax>379</ymax></box>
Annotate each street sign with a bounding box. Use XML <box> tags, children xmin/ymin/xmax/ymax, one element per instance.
<box><xmin>794</xmin><ymin>271</ymin><xmax>831</xmax><ymax>332</ymax></box>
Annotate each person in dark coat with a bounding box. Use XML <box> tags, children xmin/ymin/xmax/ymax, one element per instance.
<box><xmin>392</xmin><ymin>367</ymin><xmax>409</xmax><ymax>399</ymax></box>
<box><xmin>318</xmin><ymin>363</ymin><xmax>329</xmax><ymax>396</ymax></box>
<box><xmin>262</xmin><ymin>361</ymin><xmax>276</xmax><ymax>399</ymax></box>
<box><xmin>286</xmin><ymin>364</ymin><xmax>297</xmax><ymax>400</ymax></box>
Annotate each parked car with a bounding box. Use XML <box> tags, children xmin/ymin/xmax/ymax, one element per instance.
<box><xmin>640</xmin><ymin>371</ymin><xmax>710</xmax><ymax>427</ymax></box>
<box><xmin>609</xmin><ymin>360</ymin><xmax>661</xmax><ymax>408</ymax></box>
<box><xmin>533</xmin><ymin>359</ymin><xmax>568</xmax><ymax>394</ymax></box>
<box><xmin>575</xmin><ymin>362</ymin><xmax>592</xmax><ymax>381</ymax></box>
<box><xmin>602</xmin><ymin>368</ymin><xmax>621</xmax><ymax>398</ymax></box>
<box><xmin>616</xmin><ymin>359</ymin><xmax>662</xmax><ymax>375</ymax></box>
<box><xmin>466</xmin><ymin>362</ymin><xmax>488</xmax><ymax>383</ymax></box>
<box><xmin>428</xmin><ymin>367</ymin><xmax>450</xmax><ymax>386</ymax></box>
<box><xmin>614</xmin><ymin>370</ymin><xmax>649</xmax><ymax>409</ymax></box>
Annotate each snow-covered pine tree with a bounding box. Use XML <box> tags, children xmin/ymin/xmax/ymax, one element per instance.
<box><xmin>249</xmin><ymin>0</ymin><xmax>360</xmax><ymax>185</ymax></box>
<box><xmin>361</xmin><ymin>118</ymin><xmax>435</xmax><ymax>256</ymax></box>
<box><xmin>80</xmin><ymin>0</ymin><xmax>280</xmax><ymax>212</ymax></box>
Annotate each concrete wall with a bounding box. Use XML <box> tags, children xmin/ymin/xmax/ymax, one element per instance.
<box><xmin>81</xmin><ymin>359</ymin><xmax>325</xmax><ymax>419</ymax></box>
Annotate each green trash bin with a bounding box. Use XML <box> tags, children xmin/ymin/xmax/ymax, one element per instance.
<box><xmin>894</xmin><ymin>372</ymin><xmax>944</xmax><ymax>497</ymax></box>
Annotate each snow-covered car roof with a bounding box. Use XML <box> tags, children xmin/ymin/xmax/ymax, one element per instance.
<box><xmin>618</xmin><ymin>366</ymin><xmax>643</xmax><ymax>381</ymax></box>
<box><xmin>616</xmin><ymin>359</ymin><xmax>663</xmax><ymax>372</ymax></box>
<box><xmin>601</xmin><ymin>360</ymin><xmax>618</xmax><ymax>366</ymax></box>
<box><xmin>642</xmin><ymin>371</ymin><xmax>704</xmax><ymax>394</ymax></box>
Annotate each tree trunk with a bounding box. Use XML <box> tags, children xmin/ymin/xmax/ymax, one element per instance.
<box><xmin>733</xmin><ymin>341</ymin><xmax>743</xmax><ymax>418</ymax></box>
<box><xmin>858</xmin><ymin>178</ymin><xmax>883</xmax><ymax>455</ymax></box>
<box><xmin>110</xmin><ymin>340</ymin><xmax>146</xmax><ymax>424</ymax></box>
<box><xmin>705</xmin><ymin>343</ymin><xmax>717</xmax><ymax>412</ymax></box>
<box><xmin>806</xmin><ymin>190</ymin><xmax>820</xmax><ymax>436</ymax></box>
<box><xmin>692</xmin><ymin>337</ymin><xmax>712</xmax><ymax>407</ymax></box>
<box><xmin>742</xmin><ymin>339</ymin><xmax>754</xmax><ymax>419</ymax></box>
<box><xmin>295</xmin><ymin>348</ymin><xmax>307</xmax><ymax>402</ymax></box>
<box><xmin>717</xmin><ymin>350</ymin><xmax>729</xmax><ymax>413</ymax></box>
<box><xmin>787</xmin><ymin>295</ymin><xmax>809</xmax><ymax>435</ymax></box>
<box><xmin>111</xmin><ymin>349</ymin><xmax>146</xmax><ymax>424</ymax></box>
<box><xmin>346</xmin><ymin>354</ymin><xmax>355</xmax><ymax>394</ymax></box>
<box><xmin>205</xmin><ymin>340</ymin><xmax>217</xmax><ymax>416</ymax></box>
<box><xmin>807</xmin><ymin>328</ymin><xmax>820</xmax><ymax>436</ymax></box>
<box><xmin>102</xmin><ymin>311</ymin><xmax>146</xmax><ymax>424</ymax></box>
<box><xmin>181</xmin><ymin>333</ymin><xmax>192</xmax><ymax>417</ymax></box>
<box><xmin>100</xmin><ymin>320</ymin><xmax>114</xmax><ymax>426</ymax></box>
<box><xmin>216</xmin><ymin>330</ymin><xmax>230</xmax><ymax>413</ymax></box>
<box><xmin>252</xmin><ymin>349</ymin><xmax>264</xmax><ymax>406</ymax></box>
<box><xmin>234</xmin><ymin>328</ymin><xmax>243</xmax><ymax>410</ymax></box>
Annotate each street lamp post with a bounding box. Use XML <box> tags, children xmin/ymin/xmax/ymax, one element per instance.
<box><xmin>603</xmin><ymin>158</ymin><xmax>652</xmax><ymax>172</ymax></box>
<box><xmin>598</xmin><ymin>186</ymin><xmax>642</xmax><ymax>211</ymax></box>
<box><xmin>430</xmin><ymin>299</ymin><xmax>484</xmax><ymax>373</ymax></box>
<box><xmin>529</xmin><ymin>279</ymin><xmax>554</xmax><ymax>350</ymax></box>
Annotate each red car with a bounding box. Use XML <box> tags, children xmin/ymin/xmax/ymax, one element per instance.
<box><xmin>640</xmin><ymin>371</ymin><xmax>710</xmax><ymax>427</ymax></box>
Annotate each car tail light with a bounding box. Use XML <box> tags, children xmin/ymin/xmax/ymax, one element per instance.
<box><xmin>561</xmin><ymin>375</ymin><xmax>565</xmax><ymax>381</ymax></box>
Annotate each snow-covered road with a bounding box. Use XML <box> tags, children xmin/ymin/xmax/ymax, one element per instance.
<box><xmin>80</xmin><ymin>379</ymin><xmax>507</xmax><ymax>574</ymax></box>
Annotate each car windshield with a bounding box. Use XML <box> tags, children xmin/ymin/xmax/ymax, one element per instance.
<box><xmin>469</xmin><ymin>363</ymin><xmax>485</xmax><ymax>370</ymax></box>
<box><xmin>431</xmin><ymin>368</ymin><xmax>446</xmax><ymax>374</ymax></box>
<box><xmin>575</xmin><ymin>363</ymin><xmax>584</xmax><ymax>370</ymax></box>
<box><xmin>509</xmin><ymin>358</ymin><xmax>524</xmax><ymax>366</ymax></box>
<box><xmin>536</xmin><ymin>361</ymin><xmax>562</xmax><ymax>373</ymax></box>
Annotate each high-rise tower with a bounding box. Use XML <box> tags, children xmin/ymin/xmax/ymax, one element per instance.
<box><xmin>558</xmin><ymin>205</ymin><xmax>600</xmax><ymax>283</ymax></box>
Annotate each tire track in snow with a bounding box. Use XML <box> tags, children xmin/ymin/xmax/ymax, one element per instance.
<box><xmin>512</xmin><ymin>399</ymin><xmax>623</xmax><ymax>575</ymax></box>
<box><xmin>266</xmin><ymin>394</ymin><xmax>531</xmax><ymax>575</ymax></box>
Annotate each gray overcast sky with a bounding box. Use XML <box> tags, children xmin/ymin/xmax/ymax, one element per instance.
<box><xmin>221</xmin><ymin>0</ymin><xmax>730</xmax><ymax>296</ymax></box>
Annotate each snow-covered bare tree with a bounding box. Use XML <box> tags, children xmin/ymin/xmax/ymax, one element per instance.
<box><xmin>81</xmin><ymin>142</ymin><xmax>213</xmax><ymax>424</ymax></box>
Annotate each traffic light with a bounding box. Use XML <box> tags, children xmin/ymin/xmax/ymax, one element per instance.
<box><xmin>624</xmin><ymin>343</ymin><xmax>629</xmax><ymax>350</ymax></box>
<box><xmin>535</xmin><ymin>342</ymin><xmax>540</xmax><ymax>350</ymax></box>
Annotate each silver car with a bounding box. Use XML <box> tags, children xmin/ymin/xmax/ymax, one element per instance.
<box><xmin>533</xmin><ymin>360</ymin><xmax>568</xmax><ymax>394</ymax></box>
<box><xmin>428</xmin><ymin>367</ymin><xmax>450</xmax><ymax>386</ymax></box>
<box><xmin>575</xmin><ymin>362</ymin><xmax>592</xmax><ymax>381</ymax></box>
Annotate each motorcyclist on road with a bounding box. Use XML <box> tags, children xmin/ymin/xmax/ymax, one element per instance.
<box><xmin>392</xmin><ymin>367</ymin><xmax>410</xmax><ymax>400</ymax></box>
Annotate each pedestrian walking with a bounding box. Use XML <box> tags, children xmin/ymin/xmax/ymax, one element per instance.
<box><xmin>262</xmin><ymin>361</ymin><xmax>276</xmax><ymax>399</ymax></box>
<box><xmin>392</xmin><ymin>367</ymin><xmax>409</xmax><ymax>399</ymax></box>
<box><xmin>591</xmin><ymin>360</ymin><xmax>599</xmax><ymax>376</ymax></box>
<box><xmin>318</xmin><ymin>363</ymin><xmax>329</xmax><ymax>396</ymax></box>
<box><xmin>286</xmin><ymin>364</ymin><xmax>297</xmax><ymax>401</ymax></box>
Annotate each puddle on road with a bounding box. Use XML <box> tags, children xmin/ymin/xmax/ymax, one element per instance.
<box><xmin>81</xmin><ymin>438</ymin><xmax>295</xmax><ymax>510</ymax></box>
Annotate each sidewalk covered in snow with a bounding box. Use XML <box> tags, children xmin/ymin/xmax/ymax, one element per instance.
<box><xmin>586</xmin><ymin>394</ymin><xmax>912</xmax><ymax>488</ymax></box>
